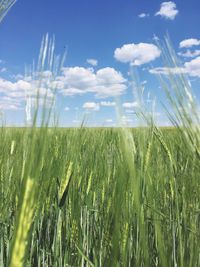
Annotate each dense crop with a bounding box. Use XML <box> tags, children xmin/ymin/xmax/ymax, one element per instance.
<box><xmin>0</xmin><ymin>125</ymin><xmax>200</xmax><ymax>266</ymax></box>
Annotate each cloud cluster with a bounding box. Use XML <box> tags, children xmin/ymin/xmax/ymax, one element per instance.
<box><xmin>0</xmin><ymin>78</ymin><xmax>29</xmax><ymax>110</ymax></box>
<box><xmin>179</xmin><ymin>38</ymin><xmax>200</xmax><ymax>48</ymax></box>
<box><xmin>0</xmin><ymin>73</ymin><xmax>55</xmax><ymax>111</ymax></box>
<box><xmin>57</xmin><ymin>67</ymin><xmax>127</xmax><ymax>98</ymax></box>
<box><xmin>184</xmin><ymin>57</ymin><xmax>200</xmax><ymax>77</ymax></box>
<box><xmin>150</xmin><ymin>56</ymin><xmax>200</xmax><ymax>77</ymax></box>
<box><xmin>114</xmin><ymin>43</ymin><xmax>161</xmax><ymax>65</ymax></box>
<box><xmin>138</xmin><ymin>1</ymin><xmax>179</xmax><ymax>20</ymax></box>
<box><xmin>149</xmin><ymin>37</ymin><xmax>200</xmax><ymax>77</ymax></box>
<box><xmin>0</xmin><ymin>66</ymin><xmax>127</xmax><ymax>110</ymax></box>
<box><xmin>155</xmin><ymin>1</ymin><xmax>179</xmax><ymax>20</ymax></box>
<box><xmin>82</xmin><ymin>101</ymin><xmax>139</xmax><ymax>113</ymax></box>
<box><xmin>82</xmin><ymin>101</ymin><xmax>117</xmax><ymax>112</ymax></box>
<box><xmin>178</xmin><ymin>38</ymin><xmax>200</xmax><ymax>59</ymax></box>
<box><xmin>0</xmin><ymin>96</ymin><xmax>22</xmax><ymax>110</ymax></box>
<box><xmin>178</xmin><ymin>50</ymin><xmax>200</xmax><ymax>58</ymax></box>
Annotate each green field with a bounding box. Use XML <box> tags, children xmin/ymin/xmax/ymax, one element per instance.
<box><xmin>0</xmin><ymin>126</ymin><xmax>200</xmax><ymax>266</ymax></box>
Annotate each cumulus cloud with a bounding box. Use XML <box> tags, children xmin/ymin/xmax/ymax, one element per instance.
<box><xmin>0</xmin><ymin>96</ymin><xmax>22</xmax><ymax>110</ymax></box>
<box><xmin>178</xmin><ymin>50</ymin><xmax>200</xmax><ymax>58</ymax></box>
<box><xmin>0</xmin><ymin>66</ymin><xmax>127</xmax><ymax>111</ymax></box>
<box><xmin>179</xmin><ymin>38</ymin><xmax>200</xmax><ymax>48</ymax></box>
<box><xmin>149</xmin><ymin>56</ymin><xmax>200</xmax><ymax>77</ymax></box>
<box><xmin>114</xmin><ymin>43</ymin><xmax>161</xmax><ymax>65</ymax></box>
<box><xmin>87</xmin><ymin>59</ymin><xmax>98</xmax><ymax>66</ymax></box>
<box><xmin>138</xmin><ymin>13</ymin><xmax>149</xmax><ymax>18</ymax></box>
<box><xmin>57</xmin><ymin>67</ymin><xmax>127</xmax><ymax>98</ymax></box>
<box><xmin>184</xmin><ymin>56</ymin><xmax>200</xmax><ymax>77</ymax></box>
<box><xmin>0</xmin><ymin>72</ymin><xmax>55</xmax><ymax>111</ymax></box>
<box><xmin>0</xmin><ymin>78</ymin><xmax>31</xmax><ymax>99</ymax></box>
<box><xmin>83</xmin><ymin>102</ymin><xmax>100</xmax><ymax>111</ymax></box>
<box><xmin>155</xmin><ymin>1</ymin><xmax>178</xmax><ymax>20</ymax></box>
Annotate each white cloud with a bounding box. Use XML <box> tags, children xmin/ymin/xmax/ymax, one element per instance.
<box><xmin>0</xmin><ymin>78</ymin><xmax>31</xmax><ymax>97</ymax></box>
<box><xmin>87</xmin><ymin>59</ymin><xmax>98</xmax><ymax>66</ymax></box>
<box><xmin>138</xmin><ymin>13</ymin><xmax>149</xmax><ymax>18</ymax></box>
<box><xmin>114</xmin><ymin>43</ymin><xmax>161</xmax><ymax>65</ymax></box>
<box><xmin>64</xmin><ymin>106</ymin><xmax>70</xmax><ymax>111</ymax></box>
<box><xmin>61</xmin><ymin>87</ymin><xmax>85</xmax><ymax>96</ymax></box>
<box><xmin>184</xmin><ymin>56</ymin><xmax>200</xmax><ymax>77</ymax></box>
<box><xmin>149</xmin><ymin>57</ymin><xmax>200</xmax><ymax>77</ymax></box>
<box><xmin>0</xmin><ymin>74</ymin><xmax>55</xmax><ymax>110</ymax></box>
<box><xmin>179</xmin><ymin>38</ymin><xmax>200</xmax><ymax>48</ymax></box>
<box><xmin>0</xmin><ymin>96</ymin><xmax>22</xmax><ymax>110</ymax></box>
<box><xmin>122</xmin><ymin>102</ymin><xmax>139</xmax><ymax>108</ymax></box>
<box><xmin>178</xmin><ymin>49</ymin><xmax>200</xmax><ymax>58</ymax></box>
<box><xmin>0</xmin><ymin>103</ymin><xmax>20</xmax><ymax>110</ymax></box>
<box><xmin>155</xmin><ymin>1</ymin><xmax>178</xmax><ymax>20</ymax></box>
<box><xmin>100</xmin><ymin>101</ymin><xmax>116</xmax><ymax>107</ymax></box>
<box><xmin>149</xmin><ymin>67</ymin><xmax>186</xmax><ymax>75</ymax></box>
<box><xmin>83</xmin><ymin>102</ymin><xmax>100</xmax><ymax>111</ymax></box>
<box><xmin>41</xmin><ymin>70</ymin><xmax>53</xmax><ymax>78</ymax></box>
<box><xmin>0</xmin><ymin>66</ymin><xmax>126</xmax><ymax>111</ymax></box>
<box><xmin>58</xmin><ymin>67</ymin><xmax>127</xmax><ymax>98</ymax></box>
<box><xmin>97</xmin><ymin>67</ymin><xmax>125</xmax><ymax>84</ymax></box>
<box><xmin>58</xmin><ymin>67</ymin><xmax>96</xmax><ymax>89</ymax></box>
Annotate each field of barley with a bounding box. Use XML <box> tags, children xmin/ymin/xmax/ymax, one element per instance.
<box><xmin>0</xmin><ymin>125</ymin><xmax>200</xmax><ymax>266</ymax></box>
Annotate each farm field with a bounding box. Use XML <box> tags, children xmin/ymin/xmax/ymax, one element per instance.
<box><xmin>0</xmin><ymin>126</ymin><xmax>200</xmax><ymax>266</ymax></box>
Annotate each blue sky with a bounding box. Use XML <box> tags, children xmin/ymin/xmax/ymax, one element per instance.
<box><xmin>0</xmin><ymin>0</ymin><xmax>200</xmax><ymax>126</ymax></box>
